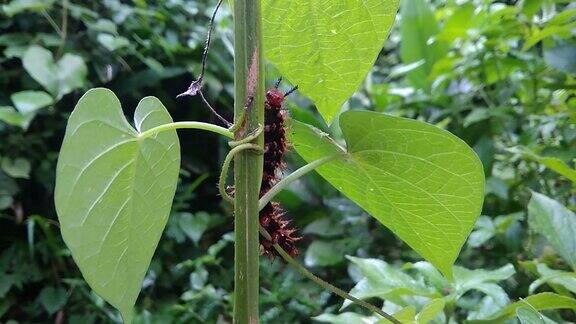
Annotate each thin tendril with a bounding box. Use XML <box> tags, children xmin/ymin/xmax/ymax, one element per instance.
<box><xmin>219</xmin><ymin>143</ymin><xmax>263</xmax><ymax>204</ymax></box>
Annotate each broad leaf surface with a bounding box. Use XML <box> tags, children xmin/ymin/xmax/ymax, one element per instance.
<box><xmin>54</xmin><ymin>88</ymin><xmax>180</xmax><ymax>323</ymax></box>
<box><xmin>516</xmin><ymin>307</ymin><xmax>548</xmax><ymax>324</ymax></box>
<box><xmin>291</xmin><ymin>111</ymin><xmax>484</xmax><ymax>277</ymax></box>
<box><xmin>511</xmin><ymin>146</ymin><xmax>576</xmax><ymax>183</ymax></box>
<box><xmin>22</xmin><ymin>45</ymin><xmax>87</xmax><ymax>99</ymax></box>
<box><xmin>1</xmin><ymin>0</ymin><xmax>54</xmax><ymax>16</ymax></box>
<box><xmin>453</xmin><ymin>264</ymin><xmax>514</xmax><ymax>306</ymax></box>
<box><xmin>468</xmin><ymin>293</ymin><xmax>576</xmax><ymax>324</ymax></box>
<box><xmin>342</xmin><ymin>256</ymin><xmax>439</xmax><ymax>309</ymax></box>
<box><xmin>528</xmin><ymin>263</ymin><xmax>576</xmax><ymax>295</ymax></box>
<box><xmin>263</xmin><ymin>0</ymin><xmax>399</xmax><ymax>123</ymax></box>
<box><xmin>528</xmin><ymin>192</ymin><xmax>576</xmax><ymax>270</ymax></box>
<box><xmin>37</xmin><ymin>286</ymin><xmax>67</xmax><ymax>315</ymax></box>
<box><xmin>10</xmin><ymin>90</ymin><xmax>54</xmax><ymax>129</ymax></box>
<box><xmin>416</xmin><ymin>298</ymin><xmax>446</xmax><ymax>324</ymax></box>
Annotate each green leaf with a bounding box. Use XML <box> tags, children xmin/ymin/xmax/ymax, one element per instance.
<box><xmin>303</xmin><ymin>218</ymin><xmax>344</xmax><ymax>237</ymax></box>
<box><xmin>263</xmin><ymin>0</ymin><xmax>400</xmax><ymax>123</ymax></box>
<box><xmin>467</xmin><ymin>293</ymin><xmax>576</xmax><ymax>323</ymax></box>
<box><xmin>529</xmin><ymin>263</ymin><xmax>576</xmax><ymax>295</ymax></box>
<box><xmin>313</xmin><ymin>312</ymin><xmax>376</xmax><ymax>324</ymax></box>
<box><xmin>407</xmin><ymin>261</ymin><xmax>449</xmax><ymax>291</ymax></box>
<box><xmin>528</xmin><ymin>192</ymin><xmax>576</xmax><ymax>270</ymax></box>
<box><xmin>37</xmin><ymin>286</ymin><xmax>67</xmax><ymax>315</ymax></box>
<box><xmin>467</xmin><ymin>216</ymin><xmax>495</xmax><ymax>248</ymax></box>
<box><xmin>436</xmin><ymin>3</ymin><xmax>475</xmax><ymax>43</ymax></box>
<box><xmin>0</xmin><ymin>107</ymin><xmax>25</xmax><ymax>128</ymax></box>
<box><xmin>54</xmin><ymin>88</ymin><xmax>180</xmax><ymax>323</ymax></box>
<box><xmin>512</xmin><ymin>146</ymin><xmax>576</xmax><ymax>183</ymax></box>
<box><xmin>386</xmin><ymin>306</ymin><xmax>417</xmax><ymax>323</ymax></box>
<box><xmin>453</xmin><ymin>264</ymin><xmax>515</xmax><ymax>305</ymax></box>
<box><xmin>304</xmin><ymin>240</ymin><xmax>344</xmax><ymax>267</ymax></box>
<box><xmin>399</xmin><ymin>0</ymin><xmax>447</xmax><ymax>91</ymax></box>
<box><xmin>178</xmin><ymin>212</ymin><xmax>210</xmax><ymax>245</ymax></box>
<box><xmin>1</xmin><ymin>158</ymin><xmax>31</xmax><ymax>179</ymax></box>
<box><xmin>291</xmin><ymin>111</ymin><xmax>485</xmax><ymax>277</ymax></box>
<box><xmin>1</xmin><ymin>0</ymin><xmax>54</xmax><ymax>16</ymax></box>
<box><xmin>0</xmin><ymin>275</ymin><xmax>15</xmax><ymax>298</ymax></box>
<box><xmin>97</xmin><ymin>34</ymin><xmax>131</xmax><ymax>52</ymax></box>
<box><xmin>516</xmin><ymin>307</ymin><xmax>556</xmax><ymax>324</ymax></box>
<box><xmin>10</xmin><ymin>90</ymin><xmax>54</xmax><ymax>129</ymax></box>
<box><xmin>343</xmin><ymin>256</ymin><xmax>438</xmax><ymax>309</ymax></box>
<box><xmin>516</xmin><ymin>307</ymin><xmax>544</xmax><ymax>324</ymax></box>
<box><xmin>11</xmin><ymin>90</ymin><xmax>53</xmax><ymax>114</ymax></box>
<box><xmin>520</xmin><ymin>0</ymin><xmax>544</xmax><ymax>19</ymax></box>
<box><xmin>416</xmin><ymin>298</ymin><xmax>445</xmax><ymax>324</ymax></box>
<box><xmin>22</xmin><ymin>45</ymin><xmax>87</xmax><ymax>98</ymax></box>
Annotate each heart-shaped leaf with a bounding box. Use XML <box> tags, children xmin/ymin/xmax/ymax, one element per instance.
<box><xmin>22</xmin><ymin>45</ymin><xmax>87</xmax><ymax>99</ymax></box>
<box><xmin>291</xmin><ymin>111</ymin><xmax>484</xmax><ymax>277</ymax></box>
<box><xmin>54</xmin><ymin>88</ymin><xmax>180</xmax><ymax>323</ymax></box>
<box><xmin>179</xmin><ymin>212</ymin><xmax>210</xmax><ymax>244</ymax></box>
<box><xmin>263</xmin><ymin>0</ymin><xmax>399</xmax><ymax>123</ymax></box>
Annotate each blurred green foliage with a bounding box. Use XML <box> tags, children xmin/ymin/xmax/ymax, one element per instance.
<box><xmin>0</xmin><ymin>0</ymin><xmax>575</xmax><ymax>323</ymax></box>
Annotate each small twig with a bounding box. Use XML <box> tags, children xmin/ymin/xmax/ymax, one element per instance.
<box><xmin>177</xmin><ymin>0</ymin><xmax>225</xmax><ymax>98</ymax></box>
<box><xmin>258</xmin><ymin>155</ymin><xmax>340</xmax><ymax>210</ymax></box>
<box><xmin>41</xmin><ymin>10</ymin><xmax>62</xmax><ymax>35</ymax></box>
<box><xmin>178</xmin><ymin>0</ymin><xmax>231</xmax><ymax>126</ymax></box>
<box><xmin>258</xmin><ymin>226</ymin><xmax>401</xmax><ymax>323</ymax></box>
<box><xmin>56</xmin><ymin>0</ymin><xmax>69</xmax><ymax>58</ymax></box>
<box><xmin>199</xmin><ymin>90</ymin><xmax>232</xmax><ymax>127</ymax></box>
<box><xmin>199</xmin><ymin>0</ymin><xmax>224</xmax><ymax>85</ymax></box>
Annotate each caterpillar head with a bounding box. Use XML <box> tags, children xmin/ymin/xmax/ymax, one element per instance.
<box><xmin>266</xmin><ymin>89</ymin><xmax>285</xmax><ymax>108</ymax></box>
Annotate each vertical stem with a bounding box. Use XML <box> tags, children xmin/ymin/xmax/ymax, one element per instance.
<box><xmin>233</xmin><ymin>0</ymin><xmax>263</xmax><ymax>323</ymax></box>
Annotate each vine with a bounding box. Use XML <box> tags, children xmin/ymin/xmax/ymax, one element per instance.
<box><xmin>52</xmin><ymin>0</ymin><xmax>486</xmax><ymax>323</ymax></box>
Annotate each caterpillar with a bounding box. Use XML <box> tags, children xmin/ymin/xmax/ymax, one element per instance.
<box><xmin>259</xmin><ymin>78</ymin><xmax>300</xmax><ymax>258</ymax></box>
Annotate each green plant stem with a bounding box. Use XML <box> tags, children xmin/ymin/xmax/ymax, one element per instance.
<box><xmin>56</xmin><ymin>0</ymin><xmax>69</xmax><ymax>57</ymax></box>
<box><xmin>258</xmin><ymin>226</ymin><xmax>401</xmax><ymax>324</ymax></box>
<box><xmin>258</xmin><ymin>155</ymin><xmax>341</xmax><ymax>211</ymax></box>
<box><xmin>137</xmin><ymin>121</ymin><xmax>234</xmax><ymax>139</ymax></box>
<box><xmin>233</xmin><ymin>0</ymin><xmax>264</xmax><ymax>323</ymax></box>
<box><xmin>228</xmin><ymin>123</ymin><xmax>263</xmax><ymax>147</ymax></box>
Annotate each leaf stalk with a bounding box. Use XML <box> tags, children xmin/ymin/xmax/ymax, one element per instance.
<box><xmin>258</xmin><ymin>154</ymin><xmax>341</xmax><ymax>211</ymax></box>
<box><xmin>137</xmin><ymin>121</ymin><xmax>233</xmax><ymax>139</ymax></box>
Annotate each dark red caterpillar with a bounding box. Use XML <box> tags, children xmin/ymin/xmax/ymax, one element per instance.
<box><xmin>259</xmin><ymin>78</ymin><xmax>300</xmax><ymax>258</ymax></box>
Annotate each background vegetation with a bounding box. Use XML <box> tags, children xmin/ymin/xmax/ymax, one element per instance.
<box><xmin>0</xmin><ymin>0</ymin><xmax>574</xmax><ymax>323</ymax></box>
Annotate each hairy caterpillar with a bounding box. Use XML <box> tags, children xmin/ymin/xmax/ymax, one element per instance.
<box><xmin>259</xmin><ymin>78</ymin><xmax>300</xmax><ymax>258</ymax></box>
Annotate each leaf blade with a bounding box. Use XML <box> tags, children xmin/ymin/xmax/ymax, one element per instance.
<box><xmin>263</xmin><ymin>0</ymin><xmax>399</xmax><ymax>123</ymax></box>
<box><xmin>528</xmin><ymin>192</ymin><xmax>576</xmax><ymax>270</ymax></box>
<box><xmin>54</xmin><ymin>88</ymin><xmax>180</xmax><ymax>323</ymax></box>
<box><xmin>291</xmin><ymin>111</ymin><xmax>485</xmax><ymax>277</ymax></box>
